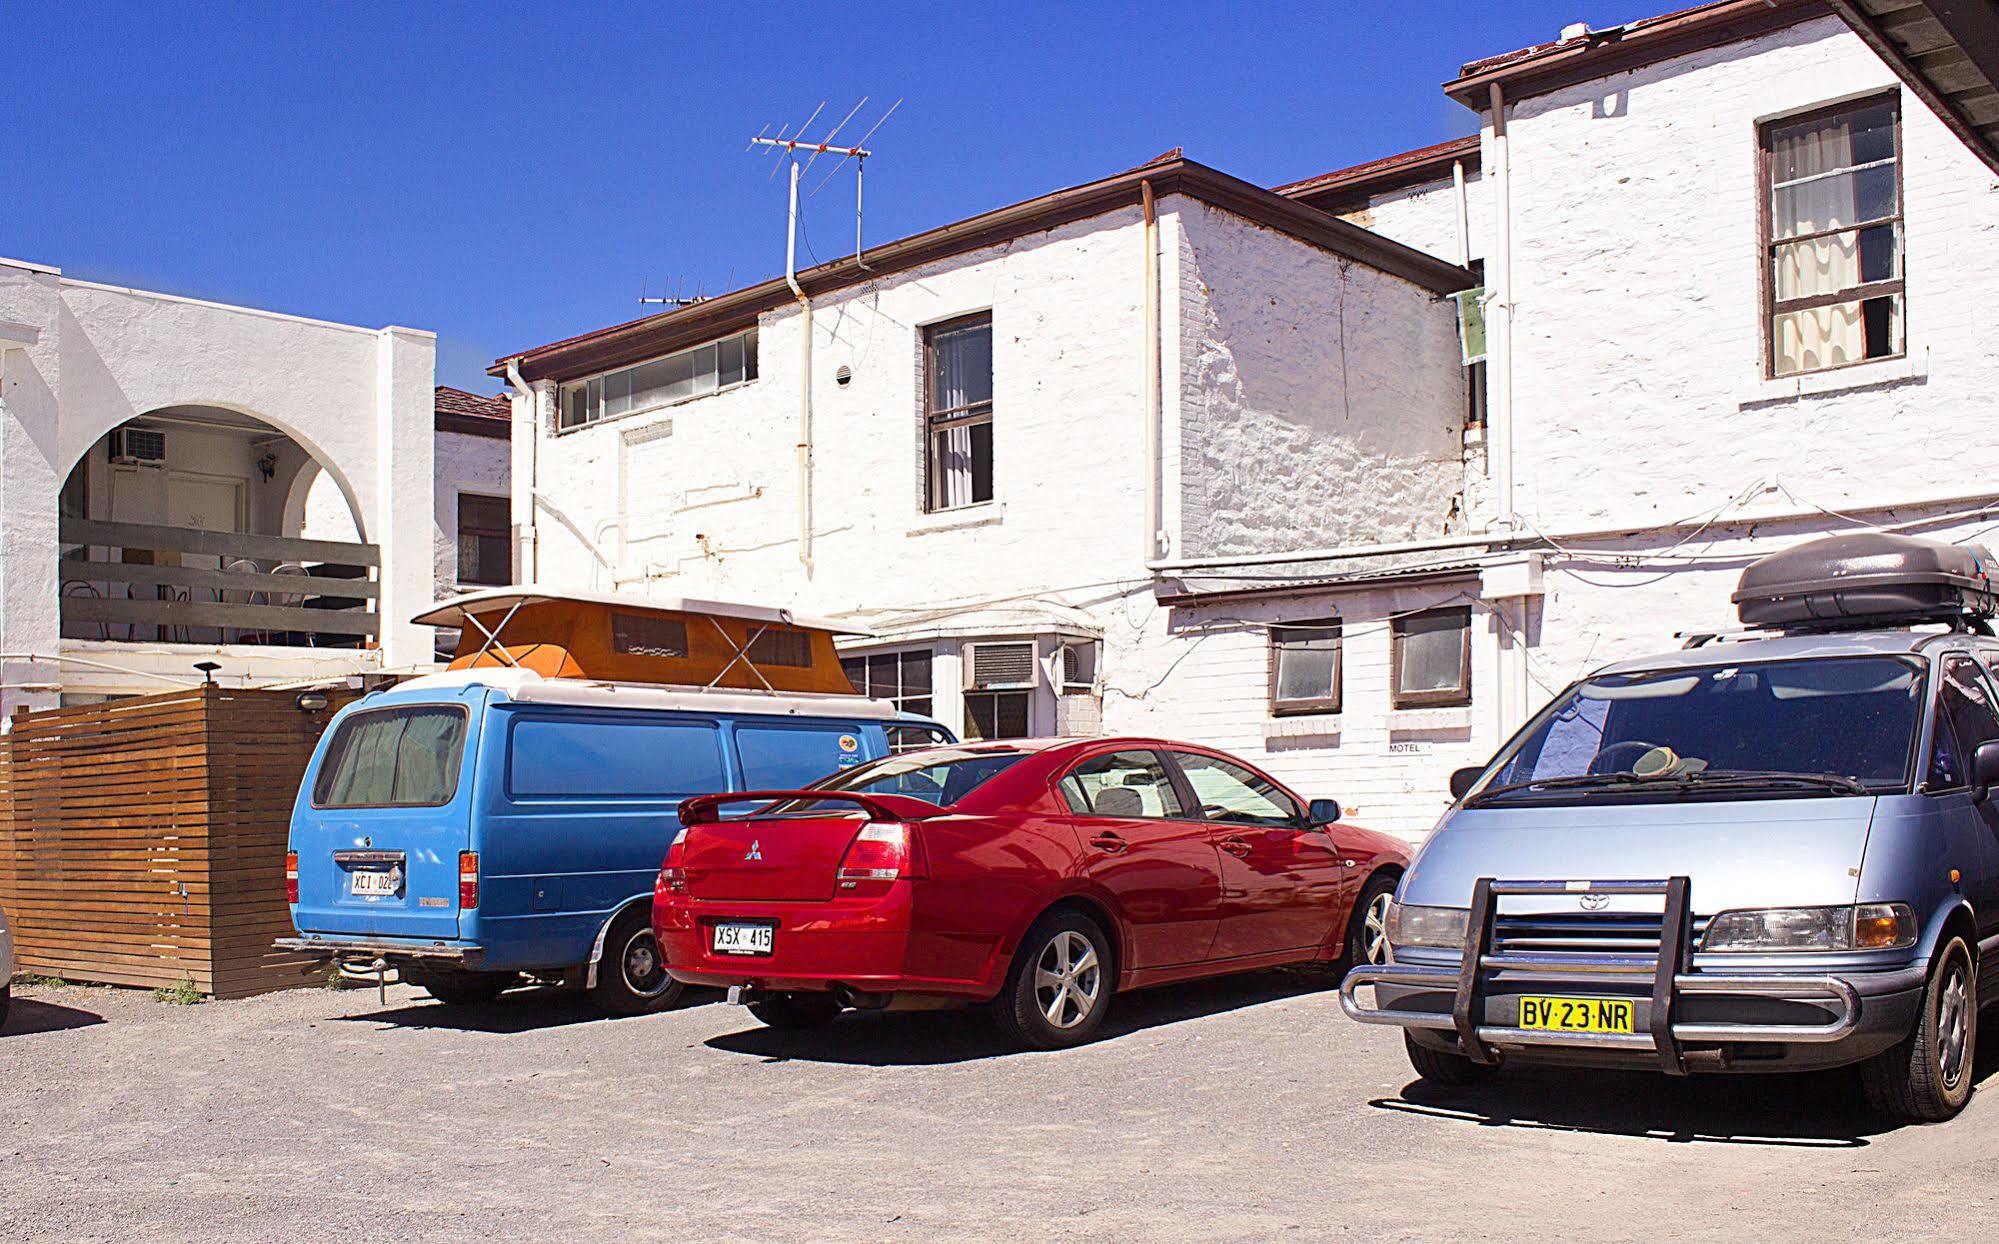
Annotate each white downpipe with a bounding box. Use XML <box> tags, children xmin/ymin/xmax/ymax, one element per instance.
<box><xmin>1451</xmin><ymin>159</ymin><xmax>1470</xmax><ymax>267</ymax></box>
<box><xmin>786</xmin><ymin>160</ymin><xmax>815</xmax><ymax>574</ymax></box>
<box><xmin>1488</xmin><ymin>82</ymin><xmax>1516</xmax><ymax>530</ymax></box>
<box><xmin>505</xmin><ymin>356</ymin><xmax>538</xmax><ymax>582</ymax></box>
<box><xmin>1141</xmin><ymin>180</ymin><xmax>1163</xmax><ymax>562</ymax></box>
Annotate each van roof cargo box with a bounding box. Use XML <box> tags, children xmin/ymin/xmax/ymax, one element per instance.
<box><xmin>1733</xmin><ymin>533</ymin><xmax>1998</xmax><ymax>631</ymax></box>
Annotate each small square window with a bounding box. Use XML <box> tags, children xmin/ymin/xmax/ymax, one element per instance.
<box><xmin>1391</xmin><ymin>608</ymin><xmax>1471</xmax><ymax>709</ymax></box>
<box><xmin>1270</xmin><ymin>620</ymin><xmax>1341</xmax><ymax>716</ymax></box>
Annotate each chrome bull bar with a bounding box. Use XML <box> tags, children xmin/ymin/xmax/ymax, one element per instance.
<box><xmin>1339</xmin><ymin>876</ymin><xmax>1862</xmax><ymax>1074</ymax></box>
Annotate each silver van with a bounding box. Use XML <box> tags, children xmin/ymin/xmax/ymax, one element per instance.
<box><xmin>1343</xmin><ymin>533</ymin><xmax>1999</xmax><ymax>1122</ymax></box>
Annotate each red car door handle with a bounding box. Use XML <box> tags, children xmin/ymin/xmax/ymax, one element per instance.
<box><xmin>1218</xmin><ymin>836</ymin><xmax>1252</xmax><ymax>858</ymax></box>
<box><xmin>1088</xmin><ymin>832</ymin><xmax>1130</xmax><ymax>854</ymax></box>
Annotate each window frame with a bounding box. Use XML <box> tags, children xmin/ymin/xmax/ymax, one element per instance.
<box><xmin>1757</xmin><ymin>93</ymin><xmax>1905</xmax><ymax>380</ymax></box>
<box><xmin>555</xmin><ymin>328</ymin><xmax>759</xmax><ymax>432</ymax></box>
<box><xmin>1390</xmin><ymin>607</ymin><xmax>1473</xmax><ymax>710</ymax></box>
<box><xmin>1268</xmin><ymin>618</ymin><xmax>1343</xmax><ymax>717</ymax></box>
<box><xmin>922</xmin><ymin>311</ymin><xmax>995</xmax><ymax>513</ymax></box>
<box><xmin>841</xmin><ymin>647</ymin><xmax>935</xmax><ymax>721</ymax></box>
<box><xmin>455</xmin><ymin>491</ymin><xmax>512</xmax><ymax>587</ymax></box>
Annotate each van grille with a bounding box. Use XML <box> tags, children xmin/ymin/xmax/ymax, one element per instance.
<box><xmin>1492</xmin><ymin>912</ymin><xmax>1710</xmax><ymax>957</ymax></box>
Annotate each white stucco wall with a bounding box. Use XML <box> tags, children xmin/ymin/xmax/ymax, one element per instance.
<box><xmin>1335</xmin><ymin>166</ymin><xmax>1488</xmax><ymax>268</ymax></box>
<box><xmin>0</xmin><ymin>257</ymin><xmax>435</xmax><ymax>710</ymax></box>
<box><xmin>1488</xmin><ymin>15</ymin><xmax>1999</xmax><ymax>538</ymax></box>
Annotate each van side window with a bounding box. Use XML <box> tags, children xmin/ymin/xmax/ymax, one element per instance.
<box><xmin>736</xmin><ymin>725</ymin><xmax>865</xmax><ymax>789</ymax></box>
<box><xmin>1927</xmin><ymin>657</ymin><xmax>1999</xmax><ymax>791</ymax></box>
<box><xmin>509</xmin><ymin>719</ymin><xmax>726</xmax><ymax>798</ymax></box>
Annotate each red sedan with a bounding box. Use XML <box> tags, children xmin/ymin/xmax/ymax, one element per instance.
<box><xmin>654</xmin><ymin>738</ymin><xmax>1408</xmax><ymax>1048</ymax></box>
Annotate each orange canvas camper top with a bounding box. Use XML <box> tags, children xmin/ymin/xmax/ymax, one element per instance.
<box><xmin>412</xmin><ymin>587</ymin><xmax>870</xmax><ymax>696</ymax></box>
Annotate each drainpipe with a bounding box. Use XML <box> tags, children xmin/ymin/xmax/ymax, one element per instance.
<box><xmin>1487</xmin><ymin>82</ymin><xmax>1516</xmax><ymax>530</ymax></box>
<box><xmin>785</xmin><ymin>159</ymin><xmax>815</xmax><ymax>574</ymax></box>
<box><xmin>505</xmin><ymin>356</ymin><xmax>538</xmax><ymax>583</ymax></box>
<box><xmin>1141</xmin><ymin>180</ymin><xmax>1163</xmax><ymax>562</ymax></box>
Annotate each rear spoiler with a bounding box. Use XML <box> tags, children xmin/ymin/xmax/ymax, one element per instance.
<box><xmin>678</xmin><ymin>790</ymin><xmax>946</xmax><ymax>827</ymax></box>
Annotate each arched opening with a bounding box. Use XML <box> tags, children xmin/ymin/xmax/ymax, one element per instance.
<box><xmin>57</xmin><ymin>406</ymin><xmax>379</xmax><ymax>649</ymax></box>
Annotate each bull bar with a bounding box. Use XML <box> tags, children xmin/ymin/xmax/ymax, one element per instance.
<box><xmin>1339</xmin><ymin>877</ymin><xmax>1861</xmax><ymax>1075</ymax></box>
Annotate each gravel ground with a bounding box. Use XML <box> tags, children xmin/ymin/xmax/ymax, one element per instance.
<box><xmin>3</xmin><ymin>971</ymin><xmax>1998</xmax><ymax>1242</ymax></box>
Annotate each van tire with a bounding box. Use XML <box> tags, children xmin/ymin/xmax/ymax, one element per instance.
<box><xmin>1404</xmin><ymin>1032</ymin><xmax>1496</xmax><ymax>1088</ymax></box>
<box><xmin>1861</xmin><ymin>934</ymin><xmax>1977</xmax><ymax>1124</ymax></box>
<box><xmin>591</xmin><ymin>909</ymin><xmax>684</xmax><ymax>1016</ymax></box>
<box><xmin>990</xmin><ymin>910</ymin><xmax>1114</xmax><ymax>1050</ymax></box>
<box><xmin>409</xmin><ymin>969</ymin><xmax>514</xmax><ymax>1007</ymax></box>
<box><xmin>747</xmin><ymin>992</ymin><xmax>843</xmax><ymax>1030</ymax></box>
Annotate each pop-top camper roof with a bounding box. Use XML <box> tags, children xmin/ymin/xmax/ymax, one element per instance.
<box><xmin>413</xmin><ymin>587</ymin><xmax>870</xmax><ymax>695</ymax></box>
<box><xmin>1733</xmin><ymin>533</ymin><xmax>1999</xmax><ymax>632</ymax></box>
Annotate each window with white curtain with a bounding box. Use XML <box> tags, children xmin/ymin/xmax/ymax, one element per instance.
<box><xmin>558</xmin><ymin>329</ymin><xmax>758</xmax><ymax>430</ymax></box>
<box><xmin>1762</xmin><ymin>96</ymin><xmax>1903</xmax><ymax>378</ymax></box>
<box><xmin>923</xmin><ymin>313</ymin><xmax>994</xmax><ymax>511</ymax></box>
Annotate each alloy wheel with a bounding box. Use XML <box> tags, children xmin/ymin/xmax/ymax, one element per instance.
<box><xmin>1034</xmin><ymin>930</ymin><xmax>1102</xmax><ymax>1029</ymax></box>
<box><xmin>1937</xmin><ymin>959</ymin><xmax>1970</xmax><ymax>1091</ymax></box>
<box><xmin>1362</xmin><ymin>891</ymin><xmax>1393</xmax><ymax>965</ymax></box>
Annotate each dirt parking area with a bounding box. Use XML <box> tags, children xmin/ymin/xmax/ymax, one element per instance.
<box><xmin>3</xmin><ymin>971</ymin><xmax>1998</xmax><ymax>1242</ymax></box>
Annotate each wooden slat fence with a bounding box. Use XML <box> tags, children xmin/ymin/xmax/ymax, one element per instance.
<box><xmin>0</xmin><ymin>686</ymin><xmax>352</xmax><ymax>998</ymax></box>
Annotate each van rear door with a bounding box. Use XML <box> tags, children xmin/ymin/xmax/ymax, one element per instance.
<box><xmin>290</xmin><ymin>698</ymin><xmax>477</xmax><ymax>941</ymax></box>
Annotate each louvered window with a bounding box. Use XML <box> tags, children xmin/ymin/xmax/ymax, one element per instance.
<box><xmin>968</xmin><ymin>641</ymin><xmax>1036</xmax><ymax>689</ymax></box>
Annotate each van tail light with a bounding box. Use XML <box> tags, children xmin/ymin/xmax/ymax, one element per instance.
<box><xmin>284</xmin><ymin>852</ymin><xmax>299</xmax><ymax>905</ymax></box>
<box><xmin>459</xmin><ymin>851</ymin><xmax>480</xmax><ymax>910</ymax></box>
<box><xmin>836</xmin><ymin>823</ymin><xmax>921</xmax><ymax>895</ymax></box>
<box><xmin>661</xmin><ymin>827</ymin><xmax>688</xmax><ymax>895</ymax></box>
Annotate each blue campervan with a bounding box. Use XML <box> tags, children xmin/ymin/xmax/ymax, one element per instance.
<box><xmin>280</xmin><ymin>666</ymin><xmax>952</xmax><ymax>1012</ymax></box>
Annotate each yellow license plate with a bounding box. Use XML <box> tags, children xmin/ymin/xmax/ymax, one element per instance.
<box><xmin>1518</xmin><ymin>995</ymin><xmax>1636</xmax><ymax>1034</ymax></box>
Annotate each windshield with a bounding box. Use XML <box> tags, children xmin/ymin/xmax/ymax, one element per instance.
<box><xmin>1470</xmin><ymin>655</ymin><xmax>1925</xmax><ymax>805</ymax></box>
<box><xmin>810</xmin><ymin>747</ymin><xmax>1029</xmax><ymax>806</ymax></box>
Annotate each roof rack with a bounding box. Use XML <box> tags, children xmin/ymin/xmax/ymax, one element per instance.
<box><xmin>1732</xmin><ymin>533</ymin><xmax>1998</xmax><ymax>635</ymax></box>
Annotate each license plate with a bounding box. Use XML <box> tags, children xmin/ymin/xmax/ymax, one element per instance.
<box><xmin>349</xmin><ymin>869</ymin><xmax>399</xmax><ymax>897</ymax></box>
<box><xmin>712</xmin><ymin>922</ymin><xmax>774</xmax><ymax>956</ymax></box>
<box><xmin>1518</xmin><ymin>995</ymin><xmax>1636</xmax><ymax>1034</ymax></box>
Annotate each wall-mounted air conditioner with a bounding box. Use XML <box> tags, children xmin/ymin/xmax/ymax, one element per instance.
<box><xmin>1060</xmin><ymin>640</ymin><xmax>1099</xmax><ymax>692</ymax></box>
<box><xmin>965</xmin><ymin>640</ymin><xmax>1037</xmax><ymax>690</ymax></box>
<box><xmin>108</xmin><ymin>427</ymin><xmax>167</xmax><ymax>465</ymax></box>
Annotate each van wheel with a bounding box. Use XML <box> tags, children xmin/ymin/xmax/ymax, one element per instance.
<box><xmin>591</xmin><ymin>909</ymin><xmax>684</xmax><ymax>1016</ymax></box>
<box><xmin>1862</xmin><ymin>934</ymin><xmax>1977</xmax><ymax>1123</ymax></box>
<box><xmin>409</xmin><ymin>969</ymin><xmax>515</xmax><ymax>1007</ymax></box>
<box><xmin>1404</xmin><ymin>1032</ymin><xmax>1496</xmax><ymax>1088</ymax></box>
<box><xmin>747</xmin><ymin>992</ymin><xmax>843</xmax><ymax>1030</ymax></box>
<box><xmin>991</xmin><ymin>910</ymin><xmax>1113</xmax><ymax>1050</ymax></box>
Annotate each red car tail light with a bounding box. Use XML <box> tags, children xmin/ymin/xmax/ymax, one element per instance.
<box><xmin>459</xmin><ymin>851</ymin><xmax>480</xmax><ymax>910</ymax></box>
<box><xmin>284</xmin><ymin>851</ymin><xmax>299</xmax><ymax>905</ymax></box>
<box><xmin>836</xmin><ymin>823</ymin><xmax>920</xmax><ymax>895</ymax></box>
<box><xmin>662</xmin><ymin>827</ymin><xmax>688</xmax><ymax>894</ymax></box>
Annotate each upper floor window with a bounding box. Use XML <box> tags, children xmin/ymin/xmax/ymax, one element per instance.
<box><xmin>924</xmin><ymin>313</ymin><xmax>993</xmax><ymax>511</ymax></box>
<box><xmin>559</xmin><ymin>329</ymin><xmax>757</xmax><ymax>430</ymax></box>
<box><xmin>1392</xmin><ymin>607</ymin><xmax>1472</xmax><ymax>709</ymax></box>
<box><xmin>1762</xmin><ymin>96</ymin><xmax>1903</xmax><ymax>378</ymax></box>
<box><xmin>455</xmin><ymin>493</ymin><xmax>510</xmax><ymax>586</ymax></box>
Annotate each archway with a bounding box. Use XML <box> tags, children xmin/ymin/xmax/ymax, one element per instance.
<box><xmin>57</xmin><ymin>405</ymin><xmax>377</xmax><ymax>648</ymax></box>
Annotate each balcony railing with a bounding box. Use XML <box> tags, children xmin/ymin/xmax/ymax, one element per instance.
<box><xmin>59</xmin><ymin>518</ymin><xmax>379</xmax><ymax>647</ymax></box>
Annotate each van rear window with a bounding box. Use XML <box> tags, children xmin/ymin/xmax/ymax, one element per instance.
<box><xmin>314</xmin><ymin>707</ymin><xmax>467</xmax><ymax>808</ymax></box>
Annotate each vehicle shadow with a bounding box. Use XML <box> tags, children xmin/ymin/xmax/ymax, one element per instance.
<box><xmin>1368</xmin><ymin>1022</ymin><xmax>1999</xmax><ymax>1146</ymax></box>
<box><xmin>703</xmin><ymin>968</ymin><xmax>1329</xmax><ymax>1066</ymax></box>
<box><xmin>3</xmin><ymin>995</ymin><xmax>107</xmax><ymax>1037</ymax></box>
<box><xmin>337</xmin><ymin>985</ymin><xmax>724</xmax><ymax>1034</ymax></box>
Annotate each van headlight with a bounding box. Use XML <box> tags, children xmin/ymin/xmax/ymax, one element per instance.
<box><xmin>1385</xmin><ymin>901</ymin><xmax>1469</xmax><ymax>951</ymax></box>
<box><xmin>1701</xmin><ymin>903</ymin><xmax>1916</xmax><ymax>952</ymax></box>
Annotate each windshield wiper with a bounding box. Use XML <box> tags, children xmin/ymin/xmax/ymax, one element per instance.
<box><xmin>1666</xmin><ymin>769</ymin><xmax>1870</xmax><ymax>796</ymax></box>
<box><xmin>1466</xmin><ymin>772</ymin><xmax>1654</xmax><ymax>804</ymax></box>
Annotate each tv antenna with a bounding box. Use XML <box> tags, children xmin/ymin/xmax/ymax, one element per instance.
<box><xmin>638</xmin><ymin>274</ymin><xmax>709</xmax><ymax>309</ymax></box>
<box><xmin>747</xmin><ymin>96</ymin><xmax>901</xmax><ymax>273</ymax></box>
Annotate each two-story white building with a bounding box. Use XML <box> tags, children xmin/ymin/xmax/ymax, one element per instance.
<box><xmin>493</xmin><ymin>152</ymin><xmax>1473</xmax><ymax>770</ymax></box>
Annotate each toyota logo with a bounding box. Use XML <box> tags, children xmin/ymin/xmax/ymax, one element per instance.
<box><xmin>1579</xmin><ymin>892</ymin><xmax>1610</xmax><ymax>912</ymax></box>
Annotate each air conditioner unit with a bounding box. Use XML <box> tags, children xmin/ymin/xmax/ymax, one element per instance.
<box><xmin>1060</xmin><ymin>640</ymin><xmax>1099</xmax><ymax>691</ymax></box>
<box><xmin>965</xmin><ymin>641</ymin><xmax>1037</xmax><ymax>690</ymax></box>
<box><xmin>108</xmin><ymin>427</ymin><xmax>167</xmax><ymax>465</ymax></box>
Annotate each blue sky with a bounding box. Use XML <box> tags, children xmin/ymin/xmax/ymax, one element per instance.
<box><xmin>11</xmin><ymin>1</ymin><xmax>1664</xmax><ymax>392</ymax></box>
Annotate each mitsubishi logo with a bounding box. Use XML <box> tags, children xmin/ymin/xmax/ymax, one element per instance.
<box><xmin>745</xmin><ymin>840</ymin><xmax>763</xmax><ymax>862</ymax></box>
<box><xmin>1579</xmin><ymin>892</ymin><xmax>1610</xmax><ymax>912</ymax></box>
